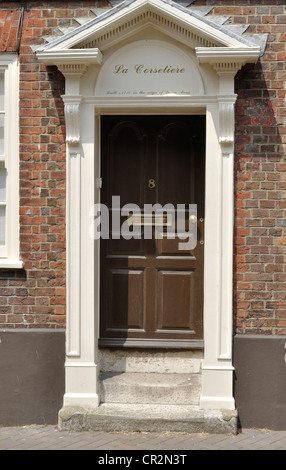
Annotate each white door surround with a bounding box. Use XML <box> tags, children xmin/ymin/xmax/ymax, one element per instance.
<box><xmin>37</xmin><ymin>0</ymin><xmax>261</xmax><ymax>412</ymax></box>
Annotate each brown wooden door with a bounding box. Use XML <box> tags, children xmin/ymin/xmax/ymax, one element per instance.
<box><xmin>100</xmin><ymin>116</ymin><xmax>205</xmax><ymax>348</ymax></box>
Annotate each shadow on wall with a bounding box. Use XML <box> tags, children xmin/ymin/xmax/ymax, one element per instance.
<box><xmin>233</xmin><ymin>60</ymin><xmax>286</xmax><ymax>430</ymax></box>
<box><xmin>233</xmin><ymin>60</ymin><xmax>284</xmax><ymax>336</ymax></box>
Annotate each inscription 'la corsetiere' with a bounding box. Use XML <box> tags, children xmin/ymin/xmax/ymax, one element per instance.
<box><xmin>113</xmin><ymin>64</ymin><xmax>186</xmax><ymax>74</ymax></box>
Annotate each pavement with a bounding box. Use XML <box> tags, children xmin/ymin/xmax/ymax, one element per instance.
<box><xmin>0</xmin><ymin>425</ymin><xmax>286</xmax><ymax>450</ymax></box>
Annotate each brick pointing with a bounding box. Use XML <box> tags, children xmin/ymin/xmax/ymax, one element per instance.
<box><xmin>0</xmin><ymin>2</ymin><xmax>110</xmax><ymax>328</ymax></box>
<box><xmin>0</xmin><ymin>1</ymin><xmax>285</xmax><ymax>334</ymax></box>
<box><xmin>196</xmin><ymin>0</ymin><xmax>286</xmax><ymax>334</ymax></box>
<box><xmin>234</xmin><ymin>2</ymin><xmax>286</xmax><ymax>335</ymax></box>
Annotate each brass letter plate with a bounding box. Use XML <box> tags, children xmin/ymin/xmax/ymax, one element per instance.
<box><xmin>128</xmin><ymin>213</ymin><xmax>172</xmax><ymax>227</ymax></box>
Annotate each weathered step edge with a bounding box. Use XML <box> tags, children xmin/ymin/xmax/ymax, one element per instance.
<box><xmin>99</xmin><ymin>372</ymin><xmax>201</xmax><ymax>405</ymax></box>
<box><xmin>58</xmin><ymin>404</ymin><xmax>238</xmax><ymax>435</ymax></box>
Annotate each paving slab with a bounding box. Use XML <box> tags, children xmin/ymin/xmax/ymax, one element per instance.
<box><xmin>0</xmin><ymin>426</ymin><xmax>286</xmax><ymax>450</ymax></box>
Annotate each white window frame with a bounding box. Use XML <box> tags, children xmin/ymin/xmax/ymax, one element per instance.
<box><xmin>0</xmin><ymin>55</ymin><xmax>23</xmax><ymax>269</ymax></box>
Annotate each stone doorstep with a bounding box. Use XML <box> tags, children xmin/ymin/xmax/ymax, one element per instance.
<box><xmin>58</xmin><ymin>404</ymin><xmax>238</xmax><ymax>434</ymax></box>
<box><xmin>99</xmin><ymin>349</ymin><xmax>203</xmax><ymax>374</ymax></box>
<box><xmin>99</xmin><ymin>372</ymin><xmax>201</xmax><ymax>406</ymax></box>
<box><xmin>59</xmin><ymin>372</ymin><xmax>238</xmax><ymax>434</ymax></box>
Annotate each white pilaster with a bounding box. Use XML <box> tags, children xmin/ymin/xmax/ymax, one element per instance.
<box><xmin>64</xmin><ymin>102</ymin><xmax>99</xmax><ymax>408</ymax></box>
<box><xmin>60</xmin><ymin>65</ymin><xmax>99</xmax><ymax>407</ymax></box>
<box><xmin>200</xmin><ymin>65</ymin><xmax>238</xmax><ymax>411</ymax></box>
<box><xmin>37</xmin><ymin>49</ymin><xmax>102</xmax><ymax>409</ymax></box>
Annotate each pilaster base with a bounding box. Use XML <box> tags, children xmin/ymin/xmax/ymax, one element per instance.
<box><xmin>64</xmin><ymin>362</ymin><xmax>100</xmax><ymax>408</ymax></box>
<box><xmin>200</xmin><ymin>365</ymin><xmax>235</xmax><ymax>410</ymax></box>
<box><xmin>63</xmin><ymin>393</ymin><xmax>100</xmax><ymax>408</ymax></box>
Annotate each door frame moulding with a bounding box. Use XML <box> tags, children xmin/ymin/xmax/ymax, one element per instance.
<box><xmin>36</xmin><ymin>0</ymin><xmax>261</xmax><ymax>413</ymax></box>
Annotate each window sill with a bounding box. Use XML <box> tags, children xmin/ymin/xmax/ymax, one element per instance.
<box><xmin>0</xmin><ymin>260</ymin><xmax>24</xmax><ymax>269</ymax></box>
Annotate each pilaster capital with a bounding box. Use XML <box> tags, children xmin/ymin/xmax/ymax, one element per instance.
<box><xmin>211</xmin><ymin>61</ymin><xmax>244</xmax><ymax>76</ymax></box>
<box><xmin>196</xmin><ymin>46</ymin><xmax>259</xmax><ymax>96</ymax></box>
<box><xmin>57</xmin><ymin>63</ymin><xmax>89</xmax><ymax>78</ymax></box>
<box><xmin>36</xmin><ymin>48</ymin><xmax>103</xmax><ymax>95</ymax></box>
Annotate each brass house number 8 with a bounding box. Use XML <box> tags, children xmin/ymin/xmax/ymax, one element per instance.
<box><xmin>148</xmin><ymin>179</ymin><xmax>156</xmax><ymax>189</ymax></box>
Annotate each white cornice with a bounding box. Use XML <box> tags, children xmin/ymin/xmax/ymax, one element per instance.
<box><xmin>36</xmin><ymin>48</ymin><xmax>103</xmax><ymax>66</ymax></box>
<box><xmin>196</xmin><ymin>46</ymin><xmax>260</xmax><ymax>66</ymax></box>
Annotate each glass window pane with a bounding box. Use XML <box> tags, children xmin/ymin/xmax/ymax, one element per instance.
<box><xmin>0</xmin><ymin>74</ymin><xmax>4</xmax><ymax>110</ymax></box>
<box><xmin>0</xmin><ymin>205</ymin><xmax>5</xmax><ymax>245</ymax></box>
<box><xmin>0</xmin><ymin>114</ymin><xmax>4</xmax><ymax>156</ymax></box>
<box><xmin>0</xmin><ymin>162</ymin><xmax>6</xmax><ymax>203</ymax></box>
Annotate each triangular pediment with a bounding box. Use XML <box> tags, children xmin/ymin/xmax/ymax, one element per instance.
<box><xmin>35</xmin><ymin>0</ymin><xmax>261</xmax><ymax>54</ymax></box>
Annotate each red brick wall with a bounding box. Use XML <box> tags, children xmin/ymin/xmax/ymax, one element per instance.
<box><xmin>0</xmin><ymin>2</ymin><xmax>109</xmax><ymax>328</ymax></box>
<box><xmin>1</xmin><ymin>4</ymin><xmax>62</xmax><ymax>328</ymax></box>
<box><xmin>196</xmin><ymin>0</ymin><xmax>286</xmax><ymax>334</ymax></box>
<box><xmin>0</xmin><ymin>1</ymin><xmax>285</xmax><ymax>334</ymax></box>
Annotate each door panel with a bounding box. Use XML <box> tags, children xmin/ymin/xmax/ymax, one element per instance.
<box><xmin>107</xmin><ymin>269</ymin><xmax>144</xmax><ymax>330</ymax></box>
<box><xmin>100</xmin><ymin>115</ymin><xmax>205</xmax><ymax>348</ymax></box>
<box><xmin>157</xmin><ymin>270</ymin><xmax>195</xmax><ymax>330</ymax></box>
<box><xmin>157</xmin><ymin>123</ymin><xmax>195</xmax><ymax>206</ymax></box>
<box><xmin>107</xmin><ymin>122</ymin><xmax>145</xmax><ymax>208</ymax></box>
